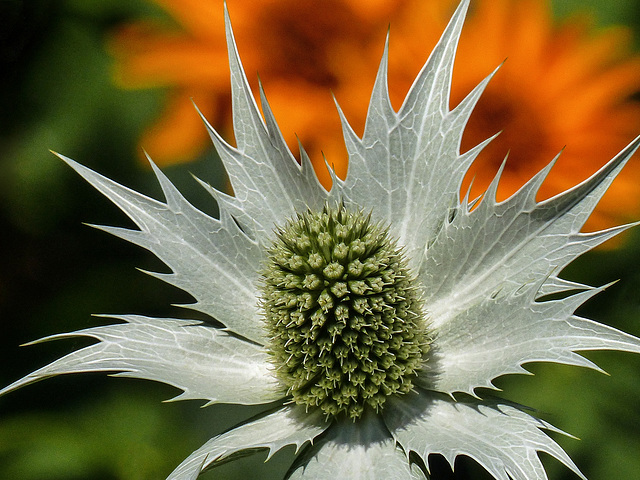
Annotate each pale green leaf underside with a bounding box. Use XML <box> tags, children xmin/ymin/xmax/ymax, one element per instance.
<box><xmin>168</xmin><ymin>405</ymin><xmax>329</xmax><ymax>480</ymax></box>
<box><xmin>385</xmin><ymin>390</ymin><xmax>585</xmax><ymax>480</ymax></box>
<box><xmin>288</xmin><ymin>412</ymin><xmax>426</xmax><ymax>480</ymax></box>
<box><xmin>0</xmin><ymin>315</ymin><xmax>282</xmax><ymax>406</ymax></box>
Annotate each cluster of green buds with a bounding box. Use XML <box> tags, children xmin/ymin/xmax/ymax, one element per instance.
<box><xmin>261</xmin><ymin>203</ymin><xmax>430</xmax><ymax>420</ymax></box>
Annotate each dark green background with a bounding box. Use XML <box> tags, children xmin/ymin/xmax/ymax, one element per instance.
<box><xmin>1</xmin><ymin>0</ymin><xmax>639</xmax><ymax>478</ymax></box>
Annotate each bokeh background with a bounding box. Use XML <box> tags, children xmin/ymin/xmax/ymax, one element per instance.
<box><xmin>1</xmin><ymin>0</ymin><xmax>640</xmax><ymax>479</ymax></box>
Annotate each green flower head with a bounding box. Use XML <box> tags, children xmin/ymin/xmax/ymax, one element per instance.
<box><xmin>262</xmin><ymin>203</ymin><xmax>429</xmax><ymax>419</ymax></box>
<box><xmin>3</xmin><ymin>1</ymin><xmax>640</xmax><ymax>479</ymax></box>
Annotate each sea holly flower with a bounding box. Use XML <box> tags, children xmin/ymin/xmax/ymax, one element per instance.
<box><xmin>3</xmin><ymin>1</ymin><xmax>640</xmax><ymax>479</ymax></box>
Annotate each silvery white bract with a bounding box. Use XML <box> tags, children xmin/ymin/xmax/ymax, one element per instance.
<box><xmin>3</xmin><ymin>1</ymin><xmax>640</xmax><ymax>479</ymax></box>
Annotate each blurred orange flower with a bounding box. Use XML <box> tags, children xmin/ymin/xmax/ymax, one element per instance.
<box><xmin>110</xmin><ymin>0</ymin><xmax>640</xmax><ymax>231</ymax></box>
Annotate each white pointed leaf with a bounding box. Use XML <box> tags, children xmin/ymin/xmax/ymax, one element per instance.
<box><xmin>0</xmin><ymin>315</ymin><xmax>282</xmax><ymax>405</ymax></box>
<box><xmin>422</xmin><ymin>138</ymin><xmax>640</xmax><ymax>317</ymax></box>
<box><xmin>418</xmin><ymin>137</ymin><xmax>640</xmax><ymax>395</ymax></box>
<box><xmin>287</xmin><ymin>411</ymin><xmax>425</xmax><ymax>480</ymax></box>
<box><xmin>385</xmin><ymin>390</ymin><xmax>585</xmax><ymax>480</ymax></box>
<box><xmin>330</xmin><ymin>0</ymin><xmax>494</xmax><ymax>269</ymax></box>
<box><xmin>167</xmin><ymin>405</ymin><xmax>329</xmax><ymax>480</ymax></box>
<box><xmin>56</xmin><ymin>153</ymin><xmax>267</xmax><ymax>345</ymax></box>
<box><xmin>419</xmin><ymin>280</ymin><xmax>640</xmax><ymax>395</ymax></box>
<box><xmin>198</xmin><ymin>8</ymin><xmax>327</xmax><ymax>245</ymax></box>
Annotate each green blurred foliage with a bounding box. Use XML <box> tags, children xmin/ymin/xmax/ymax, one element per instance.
<box><xmin>1</xmin><ymin>0</ymin><xmax>639</xmax><ymax>479</ymax></box>
<box><xmin>0</xmin><ymin>388</ymin><xmax>191</xmax><ymax>479</ymax></box>
<box><xmin>552</xmin><ymin>0</ymin><xmax>640</xmax><ymax>32</ymax></box>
